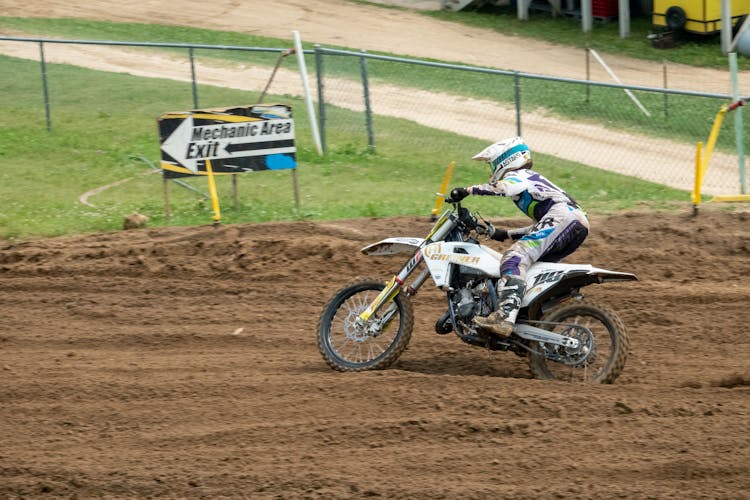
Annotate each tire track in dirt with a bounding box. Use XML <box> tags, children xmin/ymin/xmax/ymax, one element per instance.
<box><xmin>1</xmin><ymin>210</ymin><xmax>749</xmax><ymax>498</ymax></box>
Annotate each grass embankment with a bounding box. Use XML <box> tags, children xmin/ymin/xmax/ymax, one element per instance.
<box><xmin>0</xmin><ymin>16</ymin><xmax>705</xmax><ymax>240</ymax></box>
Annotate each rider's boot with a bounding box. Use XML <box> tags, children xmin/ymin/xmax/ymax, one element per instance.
<box><xmin>474</xmin><ymin>277</ymin><xmax>526</xmax><ymax>336</ymax></box>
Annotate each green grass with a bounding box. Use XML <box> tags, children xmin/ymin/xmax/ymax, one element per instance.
<box><xmin>0</xmin><ymin>51</ymin><xmax>690</xmax><ymax>241</ymax></box>
<box><xmin>2</xmin><ymin>11</ymin><xmax>724</xmax><ymax>241</ymax></box>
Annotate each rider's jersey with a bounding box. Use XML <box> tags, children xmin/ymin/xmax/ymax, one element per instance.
<box><xmin>467</xmin><ymin>168</ymin><xmax>584</xmax><ymax>223</ymax></box>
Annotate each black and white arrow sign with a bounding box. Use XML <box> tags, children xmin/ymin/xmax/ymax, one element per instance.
<box><xmin>160</xmin><ymin>115</ymin><xmax>296</xmax><ymax>174</ymax></box>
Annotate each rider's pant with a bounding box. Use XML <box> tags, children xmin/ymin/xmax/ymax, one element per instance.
<box><xmin>499</xmin><ymin>204</ymin><xmax>589</xmax><ymax>281</ymax></box>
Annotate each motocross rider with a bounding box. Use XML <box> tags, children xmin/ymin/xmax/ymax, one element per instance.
<box><xmin>448</xmin><ymin>136</ymin><xmax>589</xmax><ymax>336</ymax></box>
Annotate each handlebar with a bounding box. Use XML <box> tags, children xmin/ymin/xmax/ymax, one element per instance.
<box><xmin>440</xmin><ymin>195</ymin><xmax>497</xmax><ymax>238</ymax></box>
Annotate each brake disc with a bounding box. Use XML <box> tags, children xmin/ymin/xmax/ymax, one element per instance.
<box><xmin>523</xmin><ymin>320</ymin><xmax>595</xmax><ymax>366</ymax></box>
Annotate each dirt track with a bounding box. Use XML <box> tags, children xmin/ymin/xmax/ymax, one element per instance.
<box><xmin>1</xmin><ymin>209</ymin><xmax>749</xmax><ymax>498</ymax></box>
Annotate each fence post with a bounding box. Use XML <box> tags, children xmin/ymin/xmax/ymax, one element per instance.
<box><xmin>292</xmin><ymin>31</ymin><xmax>322</xmax><ymax>155</ymax></box>
<box><xmin>189</xmin><ymin>47</ymin><xmax>199</xmax><ymax>109</ymax></box>
<box><xmin>38</xmin><ymin>41</ymin><xmax>52</xmax><ymax>131</ymax></box>
<box><xmin>360</xmin><ymin>50</ymin><xmax>375</xmax><ymax>151</ymax></box>
<box><xmin>662</xmin><ymin>59</ymin><xmax>669</xmax><ymax>118</ymax></box>
<box><xmin>232</xmin><ymin>174</ymin><xmax>239</xmax><ymax>211</ymax></box>
<box><xmin>163</xmin><ymin>176</ymin><xmax>171</xmax><ymax>218</ymax></box>
<box><xmin>585</xmin><ymin>46</ymin><xmax>590</xmax><ymax>104</ymax></box>
<box><xmin>514</xmin><ymin>71</ymin><xmax>522</xmax><ymax>137</ymax></box>
<box><xmin>729</xmin><ymin>52</ymin><xmax>747</xmax><ymax>193</ymax></box>
<box><xmin>314</xmin><ymin>45</ymin><xmax>327</xmax><ymax>154</ymax></box>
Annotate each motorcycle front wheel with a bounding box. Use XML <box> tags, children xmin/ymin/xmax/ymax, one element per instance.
<box><xmin>527</xmin><ymin>300</ymin><xmax>629</xmax><ymax>384</ymax></box>
<box><xmin>317</xmin><ymin>278</ymin><xmax>414</xmax><ymax>372</ymax></box>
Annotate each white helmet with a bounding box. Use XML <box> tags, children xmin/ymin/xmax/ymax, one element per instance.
<box><xmin>472</xmin><ymin>137</ymin><xmax>531</xmax><ymax>183</ymax></box>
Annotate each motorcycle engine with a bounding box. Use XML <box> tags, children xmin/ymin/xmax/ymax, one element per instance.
<box><xmin>454</xmin><ymin>288</ymin><xmax>476</xmax><ymax>319</ymax></box>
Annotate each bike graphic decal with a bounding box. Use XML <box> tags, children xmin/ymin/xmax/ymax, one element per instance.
<box><xmin>423</xmin><ymin>243</ymin><xmax>481</xmax><ymax>265</ymax></box>
<box><xmin>531</xmin><ymin>270</ymin><xmax>565</xmax><ymax>286</ymax></box>
<box><xmin>402</xmin><ymin>250</ymin><xmax>423</xmax><ymax>276</ymax></box>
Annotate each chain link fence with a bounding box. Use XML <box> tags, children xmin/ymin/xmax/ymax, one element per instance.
<box><xmin>314</xmin><ymin>47</ymin><xmax>750</xmax><ymax>196</ymax></box>
<box><xmin>2</xmin><ymin>36</ymin><xmax>748</xmax><ymax>197</ymax></box>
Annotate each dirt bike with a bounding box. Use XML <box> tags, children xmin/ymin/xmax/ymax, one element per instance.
<box><xmin>316</xmin><ymin>200</ymin><xmax>637</xmax><ymax>383</ymax></box>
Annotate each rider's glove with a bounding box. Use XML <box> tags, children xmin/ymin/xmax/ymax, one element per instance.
<box><xmin>448</xmin><ymin>187</ymin><xmax>469</xmax><ymax>203</ymax></box>
<box><xmin>490</xmin><ymin>227</ymin><xmax>509</xmax><ymax>242</ymax></box>
<box><xmin>479</xmin><ymin>221</ymin><xmax>495</xmax><ymax>236</ymax></box>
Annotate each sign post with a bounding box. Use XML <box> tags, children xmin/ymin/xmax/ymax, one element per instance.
<box><xmin>204</xmin><ymin>159</ymin><xmax>221</xmax><ymax>224</ymax></box>
<box><xmin>158</xmin><ymin>104</ymin><xmax>298</xmax><ymax>221</ymax></box>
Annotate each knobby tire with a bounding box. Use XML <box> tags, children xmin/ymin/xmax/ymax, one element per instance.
<box><xmin>527</xmin><ymin>299</ymin><xmax>629</xmax><ymax>384</ymax></box>
<box><xmin>317</xmin><ymin>278</ymin><xmax>414</xmax><ymax>372</ymax></box>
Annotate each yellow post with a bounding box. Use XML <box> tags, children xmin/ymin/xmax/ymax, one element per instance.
<box><xmin>711</xmin><ymin>194</ymin><xmax>750</xmax><ymax>202</ymax></box>
<box><xmin>703</xmin><ymin>105</ymin><xmax>728</xmax><ymax>169</ymax></box>
<box><xmin>431</xmin><ymin>160</ymin><xmax>455</xmax><ymax>220</ymax></box>
<box><xmin>692</xmin><ymin>141</ymin><xmax>703</xmax><ymax>209</ymax></box>
<box><xmin>691</xmin><ymin>100</ymin><xmax>746</xmax><ymax>213</ymax></box>
<box><xmin>691</xmin><ymin>104</ymin><xmax>728</xmax><ymax>212</ymax></box>
<box><xmin>205</xmin><ymin>159</ymin><xmax>222</xmax><ymax>225</ymax></box>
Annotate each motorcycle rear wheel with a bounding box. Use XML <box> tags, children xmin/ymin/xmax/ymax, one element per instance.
<box><xmin>527</xmin><ymin>300</ymin><xmax>629</xmax><ymax>384</ymax></box>
<box><xmin>317</xmin><ymin>278</ymin><xmax>414</xmax><ymax>372</ymax></box>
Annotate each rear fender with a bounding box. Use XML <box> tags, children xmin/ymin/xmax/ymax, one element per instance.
<box><xmin>523</xmin><ymin>262</ymin><xmax>637</xmax><ymax>309</ymax></box>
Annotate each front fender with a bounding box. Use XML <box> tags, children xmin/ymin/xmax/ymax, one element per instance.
<box><xmin>361</xmin><ymin>237</ymin><xmax>425</xmax><ymax>256</ymax></box>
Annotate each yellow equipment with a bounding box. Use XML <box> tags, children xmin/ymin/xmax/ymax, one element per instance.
<box><xmin>653</xmin><ymin>0</ymin><xmax>750</xmax><ymax>34</ymax></box>
<box><xmin>691</xmin><ymin>99</ymin><xmax>750</xmax><ymax>214</ymax></box>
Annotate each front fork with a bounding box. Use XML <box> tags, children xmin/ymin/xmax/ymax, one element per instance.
<box><xmin>358</xmin><ymin>208</ymin><xmax>457</xmax><ymax>328</ymax></box>
<box><xmin>358</xmin><ymin>263</ymin><xmax>431</xmax><ymax>328</ymax></box>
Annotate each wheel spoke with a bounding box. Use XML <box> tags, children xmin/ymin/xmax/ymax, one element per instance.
<box><xmin>318</xmin><ymin>279</ymin><xmax>414</xmax><ymax>372</ymax></box>
<box><xmin>529</xmin><ymin>301</ymin><xmax>627</xmax><ymax>384</ymax></box>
